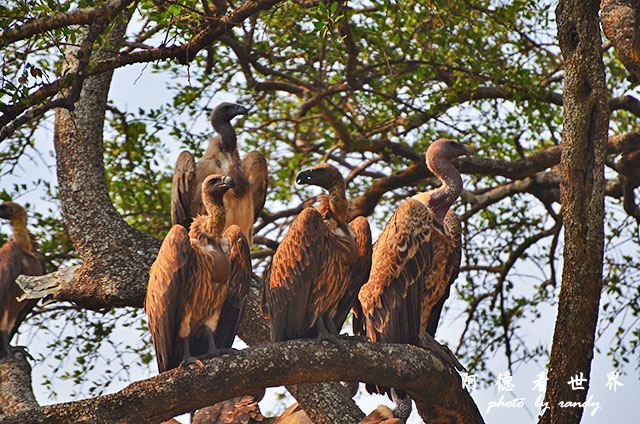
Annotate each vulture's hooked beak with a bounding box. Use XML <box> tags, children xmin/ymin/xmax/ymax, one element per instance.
<box><xmin>462</xmin><ymin>144</ymin><xmax>475</xmax><ymax>156</ymax></box>
<box><xmin>221</xmin><ymin>176</ymin><xmax>235</xmax><ymax>189</ymax></box>
<box><xmin>235</xmin><ymin>105</ymin><xmax>249</xmax><ymax>116</ymax></box>
<box><xmin>296</xmin><ymin>169</ymin><xmax>312</xmax><ymax>185</ymax></box>
<box><xmin>0</xmin><ymin>204</ymin><xmax>9</xmax><ymax>220</ymax></box>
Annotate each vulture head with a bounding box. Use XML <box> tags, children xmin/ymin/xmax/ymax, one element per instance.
<box><xmin>210</xmin><ymin>102</ymin><xmax>248</xmax><ymax>153</ymax></box>
<box><xmin>0</xmin><ymin>201</ymin><xmax>27</xmax><ymax>225</ymax></box>
<box><xmin>201</xmin><ymin>175</ymin><xmax>235</xmax><ymax>236</ymax></box>
<box><xmin>296</xmin><ymin>163</ymin><xmax>345</xmax><ymax>191</ymax></box>
<box><xmin>210</xmin><ymin>102</ymin><xmax>248</xmax><ymax>128</ymax></box>
<box><xmin>426</xmin><ymin>138</ymin><xmax>474</xmax><ymax>162</ymax></box>
<box><xmin>202</xmin><ymin>174</ymin><xmax>235</xmax><ymax>202</ymax></box>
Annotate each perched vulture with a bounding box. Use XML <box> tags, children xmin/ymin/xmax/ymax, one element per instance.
<box><xmin>171</xmin><ymin>102</ymin><xmax>268</xmax><ymax>245</ymax></box>
<box><xmin>145</xmin><ymin>175</ymin><xmax>251</xmax><ymax>372</ymax></box>
<box><xmin>0</xmin><ymin>202</ymin><xmax>45</xmax><ymax>358</ymax></box>
<box><xmin>356</xmin><ymin>138</ymin><xmax>473</xmax><ymax>396</ymax></box>
<box><xmin>262</xmin><ymin>164</ymin><xmax>372</xmax><ymax>344</ymax></box>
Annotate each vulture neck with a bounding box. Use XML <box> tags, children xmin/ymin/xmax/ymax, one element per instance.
<box><xmin>328</xmin><ymin>181</ymin><xmax>349</xmax><ymax>224</ymax></box>
<box><xmin>424</xmin><ymin>154</ymin><xmax>463</xmax><ymax>223</ymax></box>
<box><xmin>212</xmin><ymin>120</ymin><xmax>237</xmax><ymax>153</ymax></box>
<box><xmin>203</xmin><ymin>197</ymin><xmax>226</xmax><ymax>237</ymax></box>
<box><xmin>10</xmin><ymin>215</ymin><xmax>32</xmax><ymax>252</ymax></box>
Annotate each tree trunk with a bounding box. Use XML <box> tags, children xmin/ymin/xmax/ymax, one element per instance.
<box><xmin>539</xmin><ymin>1</ymin><xmax>609</xmax><ymax>423</ymax></box>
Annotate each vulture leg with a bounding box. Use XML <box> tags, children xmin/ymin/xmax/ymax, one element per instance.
<box><xmin>315</xmin><ymin>315</ymin><xmax>345</xmax><ymax>352</ymax></box>
<box><xmin>203</xmin><ymin>326</ymin><xmax>237</xmax><ymax>357</ymax></box>
<box><xmin>180</xmin><ymin>336</ymin><xmax>204</xmax><ymax>368</ymax></box>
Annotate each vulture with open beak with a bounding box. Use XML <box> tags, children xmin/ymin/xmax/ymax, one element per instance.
<box><xmin>171</xmin><ymin>102</ymin><xmax>268</xmax><ymax>245</ymax></box>
<box><xmin>0</xmin><ymin>202</ymin><xmax>46</xmax><ymax>358</ymax></box>
<box><xmin>262</xmin><ymin>163</ymin><xmax>372</xmax><ymax>345</ymax></box>
<box><xmin>145</xmin><ymin>175</ymin><xmax>251</xmax><ymax>372</ymax></box>
<box><xmin>355</xmin><ymin>138</ymin><xmax>473</xmax><ymax>399</ymax></box>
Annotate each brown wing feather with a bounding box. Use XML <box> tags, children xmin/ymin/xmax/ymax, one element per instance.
<box><xmin>171</xmin><ymin>151</ymin><xmax>197</xmax><ymax>229</ymax></box>
<box><xmin>0</xmin><ymin>239</ymin><xmax>45</xmax><ymax>347</ymax></box>
<box><xmin>358</xmin><ymin>199</ymin><xmax>434</xmax><ymax>346</ymax></box>
<box><xmin>263</xmin><ymin>207</ymin><xmax>357</xmax><ymax>342</ymax></box>
<box><xmin>424</xmin><ymin>209</ymin><xmax>462</xmax><ymax>336</ymax></box>
<box><xmin>242</xmin><ymin>151</ymin><xmax>268</xmax><ymax>221</ymax></box>
<box><xmin>333</xmin><ymin>215</ymin><xmax>372</xmax><ymax>333</ymax></box>
<box><xmin>193</xmin><ymin>395</ymin><xmax>265</xmax><ymax>424</ymax></box>
<box><xmin>214</xmin><ymin>225</ymin><xmax>251</xmax><ymax>349</ymax></box>
<box><xmin>144</xmin><ymin>225</ymin><xmax>193</xmax><ymax>372</ymax></box>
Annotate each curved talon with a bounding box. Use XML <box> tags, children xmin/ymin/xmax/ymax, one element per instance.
<box><xmin>180</xmin><ymin>356</ymin><xmax>204</xmax><ymax>369</ymax></box>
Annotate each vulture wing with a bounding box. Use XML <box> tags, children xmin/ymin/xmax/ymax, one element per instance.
<box><xmin>214</xmin><ymin>225</ymin><xmax>252</xmax><ymax>349</ymax></box>
<box><xmin>333</xmin><ymin>215</ymin><xmax>372</xmax><ymax>333</ymax></box>
<box><xmin>423</xmin><ymin>209</ymin><xmax>462</xmax><ymax>337</ymax></box>
<box><xmin>171</xmin><ymin>151</ymin><xmax>197</xmax><ymax>229</ymax></box>
<box><xmin>263</xmin><ymin>208</ymin><xmax>328</xmax><ymax>342</ymax></box>
<box><xmin>0</xmin><ymin>240</ymin><xmax>44</xmax><ymax>348</ymax></box>
<box><xmin>357</xmin><ymin>199</ymin><xmax>434</xmax><ymax>347</ymax></box>
<box><xmin>145</xmin><ymin>225</ymin><xmax>193</xmax><ymax>372</ymax></box>
<box><xmin>242</xmin><ymin>151</ymin><xmax>268</xmax><ymax>221</ymax></box>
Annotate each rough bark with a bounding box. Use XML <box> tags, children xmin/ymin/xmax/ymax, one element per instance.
<box><xmin>0</xmin><ymin>354</ymin><xmax>43</xmax><ymax>418</ymax></box>
<box><xmin>0</xmin><ymin>339</ymin><xmax>483</xmax><ymax>424</ymax></box>
<box><xmin>601</xmin><ymin>0</ymin><xmax>640</xmax><ymax>83</ymax></box>
<box><xmin>53</xmin><ymin>8</ymin><xmax>160</xmax><ymax>310</ymax></box>
<box><xmin>539</xmin><ymin>1</ymin><xmax>609</xmax><ymax>423</ymax></box>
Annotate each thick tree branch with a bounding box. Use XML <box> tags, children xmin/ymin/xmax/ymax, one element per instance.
<box><xmin>540</xmin><ymin>1</ymin><xmax>609</xmax><ymax>423</ymax></box>
<box><xmin>0</xmin><ymin>354</ymin><xmax>42</xmax><ymax>418</ymax></box>
<box><xmin>0</xmin><ymin>340</ymin><xmax>483</xmax><ymax>424</ymax></box>
<box><xmin>0</xmin><ymin>0</ymin><xmax>133</xmax><ymax>46</ymax></box>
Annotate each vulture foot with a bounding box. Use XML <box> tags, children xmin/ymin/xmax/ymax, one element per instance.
<box><xmin>315</xmin><ymin>332</ymin><xmax>346</xmax><ymax>352</ymax></box>
<box><xmin>340</xmin><ymin>334</ymin><xmax>369</xmax><ymax>342</ymax></box>
<box><xmin>204</xmin><ymin>347</ymin><xmax>238</xmax><ymax>358</ymax></box>
<box><xmin>180</xmin><ymin>356</ymin><xmax>205</xmax><ymax>369</ymax></box>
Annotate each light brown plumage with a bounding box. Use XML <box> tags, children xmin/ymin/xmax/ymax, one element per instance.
<box><xmin>192</xmin><ymin>395</ymin><xmax>267</xmax><ymax>424</ymax></box>
<box><xmin>171</xmin><ymin>102</ymin><xmax>268</xmax><ymax>245</ymax></box>
<box><xmin>0</xmin><ymin>202</ymin><xmax>45</xmax><ymax>358</ymax></box>
<box><xmin>356</xmin><ymin>138</ymin><xmax>473</xmax><ymax>397</ymax></box>
<box><xmin>145</xmin><ymin>175</ymin><xmax>251</xmax><ymax>372</ymax></box>
<box><xmin>262</xmin><ymin>164</ymin><xmax>372</xmax><ymax>344</ymax></box>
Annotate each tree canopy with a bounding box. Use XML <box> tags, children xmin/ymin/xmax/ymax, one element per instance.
<box><xmin>1</xmin><ymin>0</ymin><xmax>639</xmax><ymax>423</ymax></box>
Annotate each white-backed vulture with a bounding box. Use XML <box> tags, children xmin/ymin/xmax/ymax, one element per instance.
<box><xmin>171</xmin><ymin>102</ymin><xmax>268</xmax><ymax>245</ymax></box>
<box><xmin>355</xmin><ymin>138</ymin><xmax>473</xmax><ymax>397</ymax></box>
<box><xmin>262</xmin><ymin>163</ymin><xmax>372</xmax><ymax>345</ymax></box>
<box><xmin>0</xmin><ymin>202</ymin><xmax>46</xmax><ymax>358</ymax></box>
<box><xmin>145</xmin><ymin>175</ymin><xmax>251</xmax><ymax>372</ymax></box>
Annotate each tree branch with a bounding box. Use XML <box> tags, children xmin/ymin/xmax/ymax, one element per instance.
<box><xmin>0</xmin><ymin>340</ymin><xmax>483</xmax><ymax>424</ymax></box>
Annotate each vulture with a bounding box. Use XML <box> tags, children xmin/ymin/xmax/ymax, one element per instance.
<box><xmin>262</xmin><ymin>163</ymin><xmax>372</xmax><ymax>345</ymax></box>
<box><xmin>0</xmin><ymin>202</ymin><xmax>45</xmax><ymax>358</ymax></box>
<box><xmin>355</xmin><ymin>138</ymin><xmax>473</xmax><ymax>397</ymax></box>
<box><xmin>145</xmin><ymin>174</ymin><xmax>251</xmax><ymax>372</ymax></box>
<box><xmin>171</xmin><ymin>102</ymin><xmax>268</xmax><ymax>245</ymax></box>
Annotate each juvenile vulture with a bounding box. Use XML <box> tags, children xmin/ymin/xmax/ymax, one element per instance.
<box><xmin>262</xmin><ymin>163</ymin><xmax>372</xmax><ymax>345</ymax></box>
<box><xmin>145</xmin><ymin>175</ymin><xmax>251</xmax><ymax>372</ymax></box>
<box><xmin>0</xmin><ymin>202</ymin><xmax>45</xmax><ymax>358</ymax></box>
<box><xmin>171</xmin><ymin>102</ymin><xmax>268</xmax><ymax>245</ymax></box>
<box><xmin>355</xmin><ymin>138</ymin><xmax>473</xmax><ymax>396</ymax></box>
